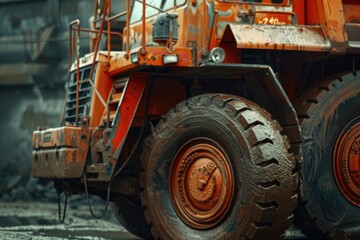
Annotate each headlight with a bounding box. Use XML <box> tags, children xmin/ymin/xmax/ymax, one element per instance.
<box><xmin>162</xmin><ymin>54</ymin><xmax>178</xmax><ymax>64</ymax></box>
<box><xmin>131</xmin><ymin>52</ymin><xmax>139</xmax><ymax>63</ymax></box>
<box><xmin>209</xmin><ymin>47</ymin><xmax>226</xmax><ymax>63</ymax></box>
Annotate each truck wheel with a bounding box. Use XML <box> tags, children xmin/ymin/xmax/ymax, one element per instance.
<box><xmin>111</xmin><ymin>140</ymin><xmax>152</xmax><ymax>239</ymax></box>
<box><xmin>112</xmin><ymin>195</ymin><xmax>152</xmax><ymax>239</ymax></box>
<box><xmin>293</xmin><ymin>71</ymin><xmax>360</xmax><ymax>239</ymax></box>
<box><xmin>140</xmin><ymin>94</ymin><xmax>298</xmax><ymax>239</ymax></box>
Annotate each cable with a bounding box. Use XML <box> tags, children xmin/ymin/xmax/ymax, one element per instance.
<box><xmin>83</xmin><ymin>174</ymin><xmax>108</xmax><ymax>218</ymax></box>
<box><xmin>83</xmin><ymin>78</ymin><xmax>154</xmax><ymax>218</ymax></box>
<box><xmin>57</xmin><ymin>191</ymin><xmax>68</xmax><ymax>223</ymax></box>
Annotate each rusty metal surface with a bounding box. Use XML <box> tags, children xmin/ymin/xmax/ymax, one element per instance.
<box><xmin>33</xmin><ymin>127</ymin><xmax>88</xmax><ymax>149</ymax></box>
<box><xmin>32</xmin><ymin>126</ymin><xmax>91</xmax><ymax>178</ymax></box>
<box><xmin>137</xmin><ymin>47</ymin><xmax>193</xmax><ymax>66</ymax></box>
<box><xmin>319</xmin><ymin>0</ymin><xmax>347</xmax><ymax>52</ymax></box>
<box><xmin>169</xmin><ymin>138</ymin><xmax>233</xmax><ymax>229</ymax></box>
<box><xmin>222</xmin><ymin>24</ymin><xmax>331</xmax><ymax>51</ymax></box>
<box><xmin>32</xmin><ymin>148</ymin><xmax>83</xmax><ymax>178</ymax></box>
<box><xmin>108</xmin><ymin>0</ymin><xmax>354</xmax><ymax>76</ymax></box>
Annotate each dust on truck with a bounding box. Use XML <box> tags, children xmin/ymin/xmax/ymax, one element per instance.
<box><xmin>32</xmin><ymin>0</ymin><xmax>360</xmax><ymax>239</ymax></box>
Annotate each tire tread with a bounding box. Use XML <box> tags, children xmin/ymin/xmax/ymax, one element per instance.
<box><xmin>141</xmin><ymin>93</ymin><xmax>299</xmax><ymax>239</ymax></box>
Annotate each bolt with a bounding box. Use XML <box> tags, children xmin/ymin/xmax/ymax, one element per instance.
<box><xmin>140</xmin><ymin>48</ymin><xmax>146</xmax><ymax>56</ymax></box>
<box><xmin>198</xmin><ymin>180</ymin><xmax>206</xmax><ymax>190</ymax></box>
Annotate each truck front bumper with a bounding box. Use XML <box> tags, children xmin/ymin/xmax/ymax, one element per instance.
<box><xmin>32</xmin><ymin>126</ymin><xmax>91</xmax><ymax>179</ymax></box>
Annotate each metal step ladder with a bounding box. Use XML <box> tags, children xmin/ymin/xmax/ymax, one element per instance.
<box><xmin>102</xmin><ymin>77</ymin><xmax>128</xmax><ymax>126</ymax></box>
<box><xmin>85</xmin><ymin>77</ymin><xmax>129</xmax><ymax>181</ymax></box>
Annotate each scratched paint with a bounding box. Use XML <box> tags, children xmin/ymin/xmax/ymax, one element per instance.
<box><xmin>224</xmin><ymin>24</ymin><xmax>331</xmax><ymax>51</ymax></box>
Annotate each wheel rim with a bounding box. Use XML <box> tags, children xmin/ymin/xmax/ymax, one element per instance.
<box><xmin>169</xmin><ymin>138</ymin><xmax>234</xmax><ymax>229</ymax></box>
<box><xmin>334</xmin><ymin>117</ymin><xmax>360</xmax><ymax>207</ymax></box>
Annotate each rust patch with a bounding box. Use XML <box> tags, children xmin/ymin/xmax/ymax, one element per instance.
<box><xmin>222</xmin><ymin>24</ymin><xmax>331</xmax><ymax>51</ymax></box>
<box><xmin>32</xmin><ymin>126</ymin><xmax>91</xmax><ymax>178</ymax></box>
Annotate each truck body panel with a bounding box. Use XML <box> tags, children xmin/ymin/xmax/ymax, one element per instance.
<box><xmin>31</xmin><ymin>0</ymin><xmax>360</xmax><ymax>238</ymax></box>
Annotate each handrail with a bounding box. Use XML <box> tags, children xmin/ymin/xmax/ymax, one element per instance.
<box><xmin>90</xmin><ymin>0</ymin><xmax>110</xmax><ymax>127</ymax></box>
<box><xmin>141</xmin><ymin>0</ymin><xmax>146</xmax><ymax>54</ymax></box>
<box><xmin>68</xmin><ymin>20</ymin><xmax>80</xmax><ymax>73</ymax></box>
<box><xmin>107</xmin><ymin>0</ymin><xmax>111</xmax><ymax>63</ymax></box>
<box><xmin>68</xmin><ymin>0</ymin><xmax>110</xmax><ymax>126</ymax></box>
<box><xmin>89</xmin><ymin>0</ymin><xmax>108</xmax><ymax>80</ymax></box>
<box><xmin>92</xmin><ymin>9</ymin><xmax>130</xmax><ymax>57</ymax></box>
<box><xmin>68</xmin><ymin>20</ymin><xmax>81</xmax><ymax>125</ymax></box>
<box><xmin>202</xmin><ymin>0</ymin><xmax>207</xmax><ymax>56</ymax></box>
<box><xmin>126</xmin><ymin>0</ymin><xmax>130</xmax><ymax>58</ymax></box>
<box><xmin>69</xmin><ymin>27</ymin><xmax>123</xmax><ymax>41</ymax></box>
<box><xmin>93</xmin><ymin>11</ymin><xmax>127</xmax><ymax>23</ymax></box>
<box><xmin>68</xmin><ymin>0</ymin><xmax>135</xmax><ymax>126</ymax></box>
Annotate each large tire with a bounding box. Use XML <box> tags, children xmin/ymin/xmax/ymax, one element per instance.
<box><xmin>140</xmin><ymin>94</ymin><xmax>298</xmax><ymax>239</ymax></box>
<box><xmin>111</xmin><ymin>133</ymin><xmax>152</xmax><ymax>239</ymax></box>
<box><xmin>293</xmin><ymin>71</ymin><xmax>360</xmax><ymax>239</ymax></box>
<box><xmin>112</xmin><ymin>195</ymin><xmax>152</xmax><ymax>239</ymax></box>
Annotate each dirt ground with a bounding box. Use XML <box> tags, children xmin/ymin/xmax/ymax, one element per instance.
<box><xmin>0</xmin><ymin>201</ymin><xmax>307</xmax><ymax>240</ymax></box>
<box><xmin>0</xmin><ymin>201</ymin><xmax>139</xmax><ymax>240</ymax></box>
<box><xmin>0</xmin><ymin>177</ymin><xmax>307</xmax><ymax>240</ymax></box>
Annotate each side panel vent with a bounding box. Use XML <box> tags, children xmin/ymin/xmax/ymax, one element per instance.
<box><xmin>64</xmin><ymin>66</ymin><xmax>97</xmax><ymax>125</ymax></box>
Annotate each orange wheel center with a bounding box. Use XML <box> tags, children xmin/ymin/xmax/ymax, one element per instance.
<box><xmin>169</xmin><ymin>139</ymin><xmax>234</xmax><ymax>229</ymax></box>
<box><xmin>334</xmin><ymin>119</ymin><xmax>360</xmax><ymax>207</ymax></box>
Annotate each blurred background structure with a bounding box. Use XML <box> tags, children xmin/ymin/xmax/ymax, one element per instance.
<box><xmin>0</xmin><ymin>0</ymin><xmax>125</xmax><ymax>201</ymax></box>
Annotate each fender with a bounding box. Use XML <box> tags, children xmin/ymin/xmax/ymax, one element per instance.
<box><xmin>201</xmin><ymin>64</ymin><xmax>302</xmax><ymax>154</ymax></box>
<box><xmin>134</xmin><ymin>65</ymin><xmax>301</xmax><ymax>154</ymax></box>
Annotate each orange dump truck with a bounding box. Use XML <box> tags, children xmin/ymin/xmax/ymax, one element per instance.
<box><xmin>32</xmin><ymin>0</ymin><xmax>360</xmax><ymax>239</ymax></box>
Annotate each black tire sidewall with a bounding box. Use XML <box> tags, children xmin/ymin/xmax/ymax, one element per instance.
<box><xmin>111</xmin><ymin>196</ymin><xmax>152</xmax><ymax>239</ymax></box>
<box><xmin>301</xmin><ymin>77</ymin><xmax>360</xmax><ymax>234</ymax></box>
<box><xmin>144</xmin><ymin>107</ymin><xmax>254</xmax><ymax>239</ymax></box>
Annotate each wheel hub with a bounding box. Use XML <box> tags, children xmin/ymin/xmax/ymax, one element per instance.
<box><xmin>169</xmin><ymin>139</ymin><xmax>234</xmax><ymax>229</ymax></box>
<box><xmin>334</xmin><ymin>118</ymin><xmax>360</xmax><ymax>207</ymax></box>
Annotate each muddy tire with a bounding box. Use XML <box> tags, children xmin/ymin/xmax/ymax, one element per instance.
<box><xmin>111</xmin><ymin>139</ymin><xmax>152</xmax><ymax>239</ymax></box>
<box><xmin>293</xmin><ymin>71</ymin><xmax>360</xmax><ymax>239</ymax></box>
<box><xmin>140</xmin><ymin>94</ymin><xmax>298</xmax><ymax>239</ymax></box>
<box><xmin>112</xmin><ymin>195</ymin><xmax>152</xmax><ymax>239</ymax></box>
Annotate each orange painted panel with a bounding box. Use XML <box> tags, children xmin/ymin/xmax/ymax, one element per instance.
<box><xmin>293</xmin><ymin>0</ymin><xmax>305</xmax><ymax>25</ymax></box>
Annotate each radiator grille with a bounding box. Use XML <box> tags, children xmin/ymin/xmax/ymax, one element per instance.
<box><xmin>63</xmin><ymin>66</ymin><xmax>96</xmax><ymax>124</ymax></box>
